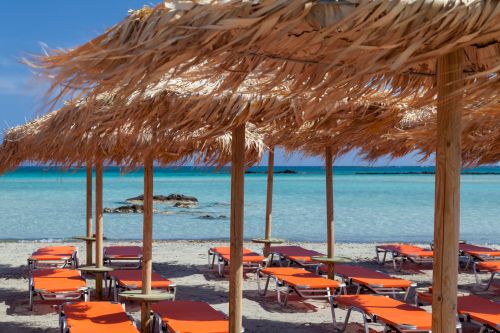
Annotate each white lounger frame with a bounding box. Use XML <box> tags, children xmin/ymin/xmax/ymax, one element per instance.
<box><xmin>329</xmin><ymin>270</ymin><xmax>415</xmax><ymax>301</ymax></box>
<box><xmin>208</xmin><ymin>249</ymin><xmax>264</xmax><ymax>277</ymax></box>
<box><xmin>332</xmin><ymin>295</ymin><xmax>462</xmax><ymax>333</ymax></box>
<box><xmin>473</xmin><ymin>262</ymin><xmax>498</xmax><ymax>291</ymax></box>
<box><xmin>103</xmin><ymin>252</ymin><xmax>143</xmax><ymax>269</ymax></box>
<box><xmin>29</xmin><ymin>271</ymin><xmax>88</xmax><ymax>311</ymax></box>
<box><xmin>107</xmin><ymin>274</ymin><xmax>176</xmax><ymax>301</ymax></box>
<box><xmin>256</xmin><ymin>267</ymin><xmax>346</xmax><ymax>307</ymax></box>
<box><xmin>375</xmin><ymin>246</ymin><xmax>432</xmax><ymax>272</ymax></box>
<box><xmin>28</xmin><ymin>250</ymin><xmax>79</xmax><ymax>270</ymax></box>
<box><xmin>59</xmin><ymin>301</ymin><xmax>137</xmax><ymax>333</ymax></box>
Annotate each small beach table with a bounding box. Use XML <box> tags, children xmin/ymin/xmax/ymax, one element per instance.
<box><xmin>251</xmin><ymin>238</ymin><xmax>285</xmax><ymax>257</ymax></box>
<box><xmin>310</xmin><ymin>256</ymin><xmax>352</xmax><ymax>279</ymax></box>
<box><xmin>79</xmin><ymin>265</ymin><xmax>114</xmax><ymax>300</ymax></box>
<box><xmin>72</xmin><ymin>236</ymin><xmax>96</xmax><ymax>266</ymax></box>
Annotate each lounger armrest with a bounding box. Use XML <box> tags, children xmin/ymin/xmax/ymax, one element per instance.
<box><xmin>295</xmin><ymin>284</ymin><xmax>310</xmax><ymax>289</ymax></box>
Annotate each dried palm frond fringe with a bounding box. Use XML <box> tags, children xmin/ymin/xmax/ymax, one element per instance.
<box><xmin>29</xmin><ymin>0</ymin><xmax>500</xmax><ymax>115</ymax></box>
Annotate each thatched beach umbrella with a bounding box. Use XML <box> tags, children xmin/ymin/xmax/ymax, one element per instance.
<box><xmin>0</xmin><ymin>101</ymin><xmax>266</xmax><ymax>331</ymax></box>
<box><xmin>28</xmin><ymin>2</ymin><xmax>500</xmax><ymax>331</ymax></box>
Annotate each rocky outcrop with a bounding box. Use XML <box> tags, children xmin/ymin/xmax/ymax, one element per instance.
<box><xmin>104</xmin><ymin>205</ymin><xmax>145</xmax><ymax>213</ymax></box>
<box><xmin>126</xmin><ymin>193</ymin><xmax>198</xmax><ymax>204</ymax></box>
<box><xmin>198</xmin><ymin>214</ymin><xmax>228</xmax><ymax>220</ymax></box>
<box><xmin>173</xmin><ymin>202</ymin><xmax>198</xmax><ymax>208</ymax></box>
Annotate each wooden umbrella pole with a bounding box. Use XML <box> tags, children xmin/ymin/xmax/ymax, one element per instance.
<box><xmin>85</xmin><ymin>162</ymin><xmax>93</xmax><ymax>266</ymax></box>
<box><xmin>432</xmin><ymin>50</ymin><xmax>463</xmax><ymax>333</ymax></box>
<box><xmin>229</xmin><ymin>123</ymin><xmax>245</xmax><ymax>333</ymax></box>
<box><xmin>141</xmin><ymin>156</ymin><xmax>154</xmax><ymax>333</ymax></box>
<box><xmin>325</xmin><ymin>147</ymin><xmax>335</xmax><ymax>279</ymax></box>
<box><xmin>95</xmin><ymin>160</ymin><xmax>104</xmax><ymax>299</ymax></box>
<box><xmin>264</xmin><ymin>147</ymin><xmax>274</xmax><ymax>257</ymax></box>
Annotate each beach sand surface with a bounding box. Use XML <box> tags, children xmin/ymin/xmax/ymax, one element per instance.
<box><xmin>0</xmin><ymin>241</ymin><xmax>498</xmax><ymax>332</ymax></box>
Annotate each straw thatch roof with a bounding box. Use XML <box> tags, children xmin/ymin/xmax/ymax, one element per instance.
<box><xmin>274</xmin><ymin>103</ymin><xmax>500</xmax><ymax>166</ymax></box>
<box><xmin>30</xmin><ymin>1</ymin><xmax>500</xmax><ymax>111</ymax></box>
<box><xmin>0</xmin><ymin>101</ymin><xmax>267</xmax><ymax>173</ymax></box>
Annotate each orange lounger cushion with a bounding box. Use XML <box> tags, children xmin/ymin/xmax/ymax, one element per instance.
<box><xmin>476</xmin><ymin>261</ymin><xmax>500</xmax><ymax>272</ymax></box>
<box><xmin>261</xmin><ymin>267</ymin><xmax>342</xmax><ymax>289</ymax></box>
<box><xmin>269</xmin><ymin>245</ymin><xmax>324</xmax><ymax>263</ymax></box>
<box><xmin>460</xmin><ymin>244</ymin><xmax>500</xmax><ymax>257</ymax></box>
<box><xmin>104</xmin><ymin>246</ymin><xmax>143</xmax><ymax>259</ymax></box>
<box><xmin>152</xmin><ymin>300</ymin><xmax>228</xmax><ymax>333</ymax></box>
<box><xmin>321</xmin><ymin>264</ymin><xmax>413</xmax><ymax>289</ymax></box>
<box><xmin>336</xmin><ymin>294</ymin><xmax>432</xmax><ymax>330</ymax></box>
<box><xmin>378</xmin><ymin>244</ymin><xmax>433</xmax><ymax>257</ymax></box>
<box><xmin>211</xmin><ymin>247</ymin><xmax>264</xmax><ymax>263</ymax></box>
<box><xmin>458</xmin><ymin>295</ymin><xmax>500</xmax><ymax>329</ymax></box>
<box><xmin>30</xmin><ymin>246</ymin><xmax>76</xmax><ymax>261</ymax></box>
<box><xmin>63</xmin><ymin>301</ymin><xmax>139</xmax><ymax>333</ymax></box>
<box><xmin>109</xmin><ymin>269</ymin><xmax>174</xmax><ymax>289</ymax></box>
<box><xmin>33</xmin><ymin>269</ymin><xmax>86</xmax><ymax>292</ymax></box>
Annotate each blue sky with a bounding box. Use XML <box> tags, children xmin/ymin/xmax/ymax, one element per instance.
<box><xmin>0</xmin><ymin>1</ymin><xmax>432</xmax><ymax>166</ymax></box>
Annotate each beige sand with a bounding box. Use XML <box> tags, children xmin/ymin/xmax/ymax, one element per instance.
<box><xmin>0</xmin><ymin>241</ymin><xmax>498</xmax><ymax>332</ymax></box>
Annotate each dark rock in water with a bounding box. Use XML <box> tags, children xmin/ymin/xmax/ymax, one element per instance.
<box><xmin>277</xmin><ymin>169</ymin><xmax>298</xmax><ymax>174</ymax></box>
<box><xmin>198</xmin><ymin>214</ymin><xmax>228</xmax><ymax>220</ymax></box>
<box><xmin>245</xmin><ymin>169</ymin><xmax>298</xmax><ymax>174</ymax></box>
<box><xmin>165</xmin><ymin>194</ymin><xmax>198</xmax><ymax>202</ymax></box>
<box><xmin>126</xmin><ymin>193</ymin><xmax>198</xmax><ymax>203</ymax></box>
<box><xmin>174</xmin><ymin>201</ymin><xmax>198</xmax><ymax>208</ymax></box>
<box><xmin>104</xmin><ymin>205</ymin><xmax>145</xmax><ymax>213</ymax></box>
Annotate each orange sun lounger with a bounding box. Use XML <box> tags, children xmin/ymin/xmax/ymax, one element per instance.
<box><xmin>29</xmin><ymin>269</ymin><xmax>88</xmax><ymax>310</ymax></box>
<box><xmin>458</xmin><ymin>295</ymin><xmax>500</xmax><ymax>333</ymax></box>
<box><xmin>269</xmin><ymin>245</ymin><xmax>325</xmax><ymax>267</ymax></box>
<box><xmin>28</xmin><ymin>246</ymin><xmax>78</xmax><ymax>270</ymax></box>
<box><xmin>474</xmin><ymin>260</ymin><xmax>499</xmax><ymax>291</ymax></box>
<box><xmin>151</xmin><ymin>300</ymin><xmax>229</xmax><ymax>333</ymax></box>
<box><xmin>104</xmin><ymin>246</ymin><xmax>143</xmax><ymax>269</ymax></box>
<box><xmin>208</xmin><ymin>247</ymin><xmax>265</xmax><ymax>277</ymax></box>
<box><xmin>60</xmin><ymin>301</ymin><xmax>139</xmax><ymax>333</ymax></box>
<box><xmin>318</xmin><ymin>264</ymin><xmax>416</xmax><ymax>300</ymax></box>
<box><xmin>257</xmin><ymin>267</ymin><xmax>345</xmax><ymax>306</ymax></box>
<box><xmin>332</xmin><ymin>294</ymin><xmax>461</xmax><ymax>333</ymax></box>
<box><xmin>460</xmin><ymin>243</ymin><xmax>500</xmax><ymax>269</ymax></box>
<box><xmin>376</xmin><ymin>244</ymin><xmax>433</xmax><ymax>271</ymax></box>
<box><xmin>108</xmin><ymin>269</ymin><xmax>176</xmax><ymax>301</ymax></box>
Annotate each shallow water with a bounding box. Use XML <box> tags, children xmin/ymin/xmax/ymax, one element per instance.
<box><xmin>0</xmin><ymin>166</ymin><xmax>498</xmax><ymax>243</ymax></box>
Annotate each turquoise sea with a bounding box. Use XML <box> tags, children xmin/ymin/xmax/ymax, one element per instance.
<box><xmin>0</xmin><ymin>166</ymin><xmax>498</xmax><ymax>243</ymax></box>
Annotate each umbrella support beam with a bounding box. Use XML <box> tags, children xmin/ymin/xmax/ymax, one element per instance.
<box><xmin>95</xmin><ymin>160</ymin><xmax>104</xmax><ymax>300</ymax></box>
<box><xmin>432</xmin><ymin>50</ymin><xmax>462</xmax><ymax>333</ymax></box>
<box><xmin>229</xmin><ymin>123</ymin><xmax>245</xmax><ymax>333</ymax></box>
<box><xmin>141</xmin><ymin>157</ymin><xmax>154</xmax><ymax>333</ymax></box>
<box><xmin>325</xmin><ymin>147</ymin><xmax>335</xmax><ymax>279</ymax></box>
<box><xmin>264</xmin><ymin>148</ymin><xmax>274</xmax><ymax>257</ymax></box>
<box><xmin>86</xmin><ymin>162</ymin><xmax>93</xmax><ymax>266</ymax></box>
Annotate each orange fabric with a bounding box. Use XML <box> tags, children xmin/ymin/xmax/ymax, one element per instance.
<box><xmin>30</xmin><ymin>246</ymin><xmax>76</xmax><ymax>261</ymax></box>
<box><xmin>458</xmin><ymin>295</ymin><xmax>500</xmax><ymax>329</ymax></box>
<box><xmin>33</xmin><ymin>269</ymin><xmax>85</xmax><ymax>292</ymax></box>
<box><xmin>152</xmin><ymin>300</ymin><xmax>228</xmax><ymax>333</ymax></box>
<box><xmin>104</xmin><ymin>246</ymin><xmax>142</xmax><ymax>259</ymax></box>
<box><xmin>336</xmin><ymin>295</ymin><xmax>432</xmax><ymax>330</ymax></box>
<box><xmin>261</xmin><ymin>267</ymin><xmax>342</xmax><ymax>289</ymax></box>
<box><xmin>211</xmin><ymin>247</ymin><xmax>265</xmax><ymax>263</ymax></box>
<box><xmin>476</xmin><ymin>261</ymin><xmax>500</xmax><ymax>272</ymax></box>
<box><xmin>320</xmin><ymin>264</ymin><xmax>412</xmax><ymax>288</ymax></box>
<box><xmin>109</xmin><ymin>269</ymin><xmax>174</xmax><ymax>289</ymax></box>
<box><xmin>378</xmin><ymin>244</ymin><xmax>433</xmax><ymax>258</ymax></box>
<box><xmin>416</xmin><ymin>288</ymin><xmax>433</xmax><ymax>304</ymax></box>
<box><xmin>460</xmin><ymin>244</ymin><xmax>500</xmax><ymax>257</ymax></box>
<box><xmin>64</xmin><ymin>301</ymin><xmax>139</xmax><ymax>333</ymax></box>
<box><xmin>269</xmin><ymin>246</ymin><xmax>324</xmax><ymax>263</ymax></box>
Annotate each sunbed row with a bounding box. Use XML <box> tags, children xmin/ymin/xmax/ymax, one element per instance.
<box><xmin>28</xmin><ymin>244</ymin><xmax>499</xmax><ymax>332</ymax></box>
